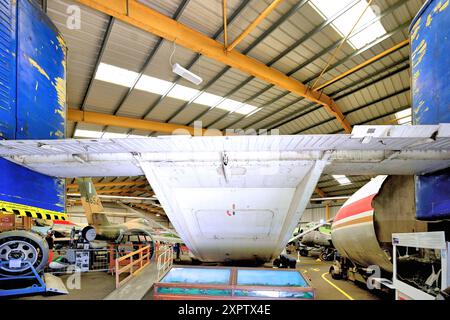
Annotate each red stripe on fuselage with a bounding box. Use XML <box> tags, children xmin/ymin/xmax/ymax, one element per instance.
<box><xmin>334</xmin><ymin>194</ymin><xmax>376</xmax><ymax>222</ymax></box>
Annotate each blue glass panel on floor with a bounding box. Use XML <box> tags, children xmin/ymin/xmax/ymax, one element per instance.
<box><xmin>236</xmin><ymin>269</ymin><xmax>308</xmax><ymax>287</ymax></box>
<box><xmin>160</xmin><ymin>267</ymin><xmax>231</xmax><ymax>284</ymax></box>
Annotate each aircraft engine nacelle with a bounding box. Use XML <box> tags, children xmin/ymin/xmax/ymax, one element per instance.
<box><xmin>301</xmin><ymin>231</ymin><xmax>332</xmax><ymax>248</ymax></box>
<box><xmin>331</xmin><ymin>175</ymin><xmax>428</xmax><ymax>273</ymax></box>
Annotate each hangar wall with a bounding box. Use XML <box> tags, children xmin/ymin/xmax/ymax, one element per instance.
<box><xmin>300</xmin><ymin>205</ymin><xmax>341</xmax><ymax>224</ymax></box>
<box><xmin>66</xmin><ymin>204</ymin><xmax>172</xmax><ymax>227</ymax></box>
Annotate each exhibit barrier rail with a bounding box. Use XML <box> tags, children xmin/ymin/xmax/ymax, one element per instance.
<box><xmin>115</xmin><ymin>245</ymin><xmax>151</xmax><ymax>288</ymax></box>
<box><xmin>157</xmin><ymin>245</ymin><xmax>173</xmax><ymax>281</ymax></box>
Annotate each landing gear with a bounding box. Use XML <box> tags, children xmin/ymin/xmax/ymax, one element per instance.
<box><xmin>329</xmin><ymin>265</ymin><xmax>342</xmax><ymax>280</ymax></box>
<box><xmin>320</xmin><ymin>248</ymin><xmax>335</xmax><ymax>261</ymax></box>
<box><xmin>0</xmin><ymin>231</ymin><xmax>49</xmax><ymax>276</ymax></box>
<box><xmin>299</xmin><ymin>248</ymin><xmax>309</xmax><ymax>257</ymax></box>
<box><xmin>273</xmin><ymin>254</ymin><xmax>297</xmax><ymax>269</ymax></box>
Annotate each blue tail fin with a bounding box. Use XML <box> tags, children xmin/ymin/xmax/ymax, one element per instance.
<box><xmin>0</xmin><ymin>0</ymin><xmax>67</xmax><ymax>220</ymax></box>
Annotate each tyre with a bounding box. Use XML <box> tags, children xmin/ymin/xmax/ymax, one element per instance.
<box><xmin>272</xmin><ymin>258</ymin><xmax>281</xmax><ymax>268</ymax></box>
<box><xmin>320</xmin><ymin>249</ymin><xmax>334</xmax><ymax>261</ymax></box>
<box><xmin>0</xmin><ymin>230</ymin><xmax>49</xmax><ymax>276</ymax></box>
<box><xmin>330</xmin><ymin>266</ymin><xmax>341</xmax><ymax>280</ymax></box>
<box><xmin>320</xmin><ymin>251</ymin><xmax>327</xmax><ymax>261</ymax></box>
<box><xmin>299</xmin><ymin>249</ymin><xmax>308</xmax><ymax>257</ymax></box>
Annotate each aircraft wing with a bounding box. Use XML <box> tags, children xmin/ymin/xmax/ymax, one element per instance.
<box><xmin>0</xmin><ymin>124</ymin><xmax>449</xmax><ymax>177</ymax></box>
<box><xmin>1</xmin><ymin>124</ymin><xmax>449</xmax><ymax>262</ymax></box>
<box><xmin>288</xmin><ymin>220</ymin><xmax>333</xmax><ymax>243</ymax></box>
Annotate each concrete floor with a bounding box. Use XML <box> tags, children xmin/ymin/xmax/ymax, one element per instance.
<box><xmin>17</xmin><ymin>272</ymin><xmax>116</xmax><ymax>300</ymax></box>
<box><xmin>293</xmin><ymin>255</ymin><xmax>381</xmax><ymax>300</ymax></box>
<box><xmin>14</xmin><ymin>254</ymin><xmax>383</xmax><ymax>300</ymax></box>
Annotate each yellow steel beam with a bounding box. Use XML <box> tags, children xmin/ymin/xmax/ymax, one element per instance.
<box><xmin>67</xmin><ymin>181</ymin><xmax>148</xmax><ymax>189</ymax></box>
<box><xmin>75</xmin><ymin>0</ymin><xmax>352</xmax><ymax>133</ymax></box>
<box><xmin>226</xmin><ymin>0</ymin><xmax>284</xmax><ymax>52</ymax></box>
<box><xmin>314</xmin><ymin>39</ymin><xmax>410</xmax><ymax>91</ymax></box>
<box><xmin>94</xmin><ymin>188</ymin><xmax>154</xmax><ymax>195</ymax></box>
<box><xmin>68</xmin><ymin>109</ymin><xmax>205</xmax><ymax>135</ymax></box>
<box><xmin>68</xmin><ymin>188</ymin><xmax>152</xmax><ymax>195</ymax></box>
<box><xmin>223</xmin><ymin>0</ymin><xmax>228</xmax><ymax>48</ymax></box>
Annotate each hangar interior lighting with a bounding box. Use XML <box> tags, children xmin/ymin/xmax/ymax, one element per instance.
<box><xmin>95</xmin><ymin>63</ymin><xmax>258</xmax><ymax>115</ymax></box>
<box><xmin>73</xmin><ymin>129</ymin><xmax>103</xmax><ymax>138</ymax></box>
<box><xmin>395</xmin><ymin>108</ymin><xmax>412</xmax><ymax>125</ymax></box>
<box><xmin>332</xmin><ymin>175</ymin><xmax>352</xmax><ymax>185</ymax></box>
<box><xmin>310</xmin><ymin>0</ymin><xmax>387</xmax><ymax>49</ymax></box>
<box><xmin>172</xmin><ymin>63</ymin><xmax>203</xmax><ymax>85</ymax></box>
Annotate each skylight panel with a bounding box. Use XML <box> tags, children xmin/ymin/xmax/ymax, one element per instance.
<box><xmin>128</xmin><ymin>134</ymin><xmax>147</xmax><ymax>138</ymax></box>
<box><xmin>74</xmin><ymin>129</ymin><xmax>103</xmax><ymax>138</ymax></box>
<box><xmin>194</xmin><ymin>92</ymin><xmax>223</xmax><ymax>106</ymax></box>
<box><xmin>135</xmin><ymin>75</ymin><xmax>172</xmax><ymax>95</ymax></box>
<box><xmin>235</xmin><ymin>104</ymin><xmax>259</xmax><ymax>115</ymax></box>
<box><xmin>167</xmin><ymin>84</ymin><xmax>200</xmax><ymax>101</ymax></box>
<box><xmin>217</xmin><ymin>99</ymin><xmax>243</xmax><ymax>112</ymax></box>
<box><xmin>395</xmin><ymin>108</ymin><xmax>412</xmax><ymax>125</ymax></box>
<box><xmin>310</xmin><ymin>0</ymin><xmax>386</xmax><ymax>49</ymax></box>
<box><xmin>95</xmin><ymin>63</ymin><xmax>136</xmax><ymax>87</ymax></box>
<box><xmin>95</xmin><ymin>63</ymin><xmax>259</xmax><ymax>116</ymax></box>
<box><xmin>102</xmin><ymin>132</ymin><xmax>128</xmax><ymax>138</ymax></box>
<box><xmin>332</xmin><ymin>175</ymin><xmax>352</xmax><ymax>185</ymax></box>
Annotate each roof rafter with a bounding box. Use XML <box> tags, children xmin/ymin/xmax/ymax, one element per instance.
<box><xmin>75</xmin><ymin>0</ymin><xmax>352</xmax><ymax>133</ymax></box>
<box><xmin>66</xmin><ymin>180</ymin><xmax>148</xmax><ymax>189</ymax></box>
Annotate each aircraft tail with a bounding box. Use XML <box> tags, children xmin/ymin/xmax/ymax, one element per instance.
<box><xmin>76</xmin><ymin>178</ymin><xmax>110</xmax><ymax>226</ymax></box>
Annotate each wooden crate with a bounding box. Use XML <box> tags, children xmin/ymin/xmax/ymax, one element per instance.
<box><xmin>0</xmin><ymin>214</ymin><xmax>15</xmax><ymax>232</ymax></box>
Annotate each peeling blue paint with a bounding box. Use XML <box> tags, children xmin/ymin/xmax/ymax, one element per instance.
<box><xmin>410</xmin><ymin>0</ymin><xmax>450</xmax><ymax>125</ymax></box>
<box><xmin>410</xmin><ymin>0</ymin><xmax>450</xmax><ymax>220</ymax></box>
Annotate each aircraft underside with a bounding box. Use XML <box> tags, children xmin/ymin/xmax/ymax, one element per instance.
<box><xmin>1</xmin><ymin>125</ymin><xmax>449</xmax><ymax>262</ymax></box>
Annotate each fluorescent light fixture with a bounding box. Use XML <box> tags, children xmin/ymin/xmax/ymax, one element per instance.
<box><xmin>332</xmin><ymin>175</ymin><xmax>352</xmax><ymax>185</ymax></box>
<box><xmin>95</xmin><ymin>63</ymin><xmax>259</xmax><ymax>115</ymax></box>
<box><xmin>74</xmin><ymin>129</ymin><xmax>103</xmax><ymax>138</ymax></box>
<box><xmin>395</xmin><ymin>108</ymin><xmax>412</xmax><ymax>125</ymax></box>
<box><xmin>172</xmin><ymin>63</ymin><xmax>203</xmax><ymax>85</ymax></box>
<box><xmin>310</xmin><ymin>0</ymin><xmax>386</xmax><ymax>49</ymax></box>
